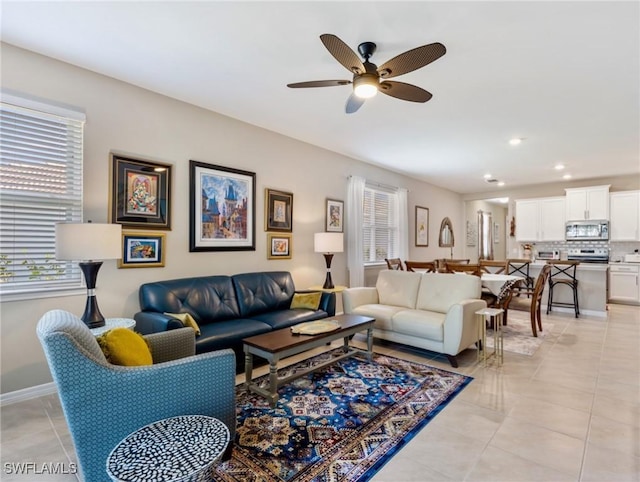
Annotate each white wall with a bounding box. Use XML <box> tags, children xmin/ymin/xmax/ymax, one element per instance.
<box><xmin>0</xmin><ymin>43</ymin><xmax>466</xmax><ymax>393</ymax></box>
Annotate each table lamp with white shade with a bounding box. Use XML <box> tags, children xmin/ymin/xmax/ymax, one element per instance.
<box><xmin>55</xmin><ymin>222</ymin><xmax>122</xmax><ymax>328</ymax></box>
<box><xmin>314</xmin><ymin>232</ymin><xmax>344</xmax><ymax>289</ymax></box>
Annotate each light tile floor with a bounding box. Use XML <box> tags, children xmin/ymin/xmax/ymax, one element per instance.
<box><xmin>1</xmin><ymin>304</ymin><xmax>638</xmax><ymax>481</ymax></box>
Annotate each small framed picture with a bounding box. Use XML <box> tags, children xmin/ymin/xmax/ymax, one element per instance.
<box><xmin>118</xmin><ymin>231</ymin><xmax>166</xmax><ymax>268</ymax></box>
<box><xmin>326</xmin><ymin>199</ymin><xmax>344</xmax><ymax>232</ymax></box>
<box><xmin>265</xmin><ymin>189</ymin><xmax>293</xmax><ymax>232</ymax></box>
<box><xmin>267</xmin><ymin>233</ymin><xmax>292</xmax><ymax>260</ymax></box>
<box><xmin>110</xmin><ymin>153</ymin><xmax>172</xmax><ymax>230</ymax></box>
<box><xmin>415</xmin><ymin>206</ymin><xmax>429</xmax><ymax>247</ymax></box>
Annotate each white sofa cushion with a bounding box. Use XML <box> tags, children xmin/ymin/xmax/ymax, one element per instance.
<box><xmin>391</xmin><ymin>309</ymin><xmax>445</xmax><ymax>341</ymax></box>
<box><xmin>350</xmin><ymin>304</ymin><xmax>406</xmax><ymax>331</ymax></box>
<box><xmin>376</xmin><ymin>270</ymin><xmax>422</xmax><ymax>309</ymax></box>
<box><xmin>416</xmin><ymin>273</ymin><xmax>481</xmax><ymax>313</ymax></box>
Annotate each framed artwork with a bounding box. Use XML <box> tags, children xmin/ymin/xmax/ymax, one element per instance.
<box><xmin>265</xmin><ymin>189</ymin><xmax>293</xmax><ymax>232</ymax></box>
<box><xmin>110</xmin><ymin>153</ymin><xmax>172</xmax><ymax>230</ymax></box>
<box><xmin>267</xmin><ymin>233</ymin><xmax>292</xmax><ymax>260</ymax></box>
<box><xmin>466</xmin><ymin>220</ymin><xmax>477</xmax><ymax>247</ymax></box>
<box><xmin>118</xmin><ymin>231</ymin><xmax>165</xmax><ymax>268</ymax></box>
<box><xmin>415</xmin><ymin>206</ymin><xmax>429</xmax><ymax>247</ymax></box>
<box><xmin>326</xmin><ymin>199</ymin><xmax>344</xmax><ymax>232</ymax></box>
<box><xmin>494</xmin><ymin>223</ymin><xmax>500</xmax><ymax>243</ymax></box>
<box><xmin>189</xmin><ymin>160</ymin><xmax>256</xmax><ymax>252</ymax></box>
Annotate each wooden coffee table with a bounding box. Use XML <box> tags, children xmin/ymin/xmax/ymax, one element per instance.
<box><xmin>243</xmin><ymin>314</ymin><xmax>375</xmax><ymax>407</ymax></box>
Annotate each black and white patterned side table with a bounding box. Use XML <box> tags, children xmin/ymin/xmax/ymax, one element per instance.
<box><xmin>106</xmin><ymin>415</ymin><xmax>230</xmax><ymax>482</ymax></box>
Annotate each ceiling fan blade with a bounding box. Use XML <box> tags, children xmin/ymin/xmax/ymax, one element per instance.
<box><xmin>379</xmin><ymin>81</ymin><xmax>433</xmax><ymax>103</ymax></box>
<box><xmin>345</xmin><ymin>93</ymin><xmax>365</xmax><ymax>114</ymax></box>
<box><xmin>377</xmin><ymin>42</ymin><xmax>446</xmax><ymax>79</ymax></box>
<box><xmin>287</xmin><ymin>80</ymin><xmax>352</xmax><ymax>88</ymax></box>
<box><xmin>320</xmin><ymin>34</ymin><xmax>365</xmax><ymax>74</ymax></box>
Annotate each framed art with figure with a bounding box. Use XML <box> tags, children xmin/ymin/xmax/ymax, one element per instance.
<box><xmin>118</xmin><ymin>231</ymin><xmax>165</xmax><ymax>268</ymax></box>
<box><xmin>110</xmin><ymin>154</ymin><xmax>172</xmax><ymax>229</ymax></box>
<box><xmin>189</xmin><ymin>160</ymin><xmax>256</xmax><ymax>252</ymax></box>
<box><xmin>267</xmin><ymin>233</ymin><xmax>292</xmax><ymax>260</ymax></box>
<box><xmin>326</xmin><ymin>199</ymin><xmax>344</xmax><ymax>232</ymax></box>
<box><xmin>415</xmin><ymin>206</ymin><xmax>429</xmax><ymax>247</ymax></box>
<box><xmin>265</xmin><ymin>189</ymin><xmax>293</xmax><ymax>232</ymax></box>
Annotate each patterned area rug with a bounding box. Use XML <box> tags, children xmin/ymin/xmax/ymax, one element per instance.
<box><xmin>486</xmin><ymin>311</ymin><xmax>553</xmax><ymax>356</ymax></box>
<box><xmin>213</xmin><ymin>349</ymin><xmax>472</xmax><ymax>482</ymax></box>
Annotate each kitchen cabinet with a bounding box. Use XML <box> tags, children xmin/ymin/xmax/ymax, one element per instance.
<box><xmin>565</xmin><ymin>185</ymin><xmax>610</xmax><ymax>221</ymax></box>
<box><xmin>610</xmin><ymin>191</ymin><xmax>640</xmax><ymax>241</ymax></box>
<box><xmin>515</xmin><ymin>196</ymin><xmax>565</xmax><ymax>242</ymax></box>
<box><xmin>609</xmin><ymin>263</ymin><xmax>640</xmax><ymax>304</ymax></box>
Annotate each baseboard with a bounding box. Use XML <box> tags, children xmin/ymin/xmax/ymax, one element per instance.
<box><xmin>1</xmin><ymin>382</ymin><xmax>57</xmax><ymax>406</ymax></box>
<box><xmin>542</xmin><ymin>304</ymin><xmax>607</xmax><ymax>318</ymax></box>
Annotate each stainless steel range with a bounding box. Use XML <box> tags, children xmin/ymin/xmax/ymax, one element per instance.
<box><xmin>567</xmin><ymin>248</ymin><xmax>609</xmax><ymax>264</ymax></box>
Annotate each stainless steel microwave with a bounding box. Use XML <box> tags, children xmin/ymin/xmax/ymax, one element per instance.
<box><xmin>565</xmin><ymin>220</ymin><xmax>609</xmax><ymax>241</ymax></box>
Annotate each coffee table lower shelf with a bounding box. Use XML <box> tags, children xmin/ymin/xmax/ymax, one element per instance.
<box><xmin>243</xmin><ymin>314</ymin><xmax>375</xmax><ymax>407</ymax></box>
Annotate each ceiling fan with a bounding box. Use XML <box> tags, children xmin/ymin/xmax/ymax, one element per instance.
<box><xmin>287</xmin><ymin>34</ymin><xmax>446</xmax><ymax>114</ymax></box>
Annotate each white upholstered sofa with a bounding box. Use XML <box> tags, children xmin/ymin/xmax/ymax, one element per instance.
<box><xmin>342</xmin><ymin>270</ymin><xmax>486</xmax><ymax>367</ymax></box>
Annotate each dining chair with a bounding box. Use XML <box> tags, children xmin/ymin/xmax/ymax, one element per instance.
<box><xmin>507</xmin><ymin>258</ymin><xmax>535</xmax><ymax>295</ymax></box>
<box><xmin>506</xmin><ymin>264</ymin><xmax>552</xmax><ymax>336</ymax></box>
<box><xmin>385</xmin><ymin>258</ymin><xmax>404</xmax><ymax>270</ymax></box>
<box><xmin>546</xmin><ymin>260</ymin><xmax>580</xmax><ymax>317</ymax></box>
<box><xmin>479</xmin><ymin>259</ymin><xmax>507</xmax><ymax>274</ymax></box>
<box><xmin>405</xmin><ymin>261</ymin><xmax>438</xmax><ymax>272</ymax></box>
<box><xmin>443</xmin><ymin>262</ymin><xmax>481</xmax><ymax>276</ymax></box>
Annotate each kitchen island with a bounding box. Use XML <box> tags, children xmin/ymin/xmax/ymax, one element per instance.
<box><xmin>528</xmin><ymin>261</ymin><xmax>608</xmax><ymax>317</ymax></box>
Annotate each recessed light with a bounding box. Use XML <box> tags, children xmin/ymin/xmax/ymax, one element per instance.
<box><xmin>497</xmin><ymin>181</ymin><xmax>505</xmax><ymax>187</ymax></box>
<box><xmin>563</xmin><ymin>174</ymin><xmax>572</xmax><ymax>180</ymax></box>
<box><xmin>509</xmin><ymin>138</ymin><xmax>523</xmax><ymax>146</ymax></box>
<box><xmin>554</xmin><ymin>164</ymin><xmax>565</xmax><ymax>170</ymax></box>
<box><xmin>483</xmin><ymin>173</ymin><xmax>492</xmax><ymax>179</ymax></box>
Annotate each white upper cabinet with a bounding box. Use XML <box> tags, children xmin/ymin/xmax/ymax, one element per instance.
<box><xmin>515</xmin><ymin>197</ymin><xmax>565</xmax><ymax>241</ymax></box>
<box><xmin>610</xmin><ymin>191</ymin><xmax>640</xmax><ymax>241</ymax></box>
<box><xmin>565</xmin><ymin>185</ymin><xmax>610</xmax><ymax>220</ymax></box>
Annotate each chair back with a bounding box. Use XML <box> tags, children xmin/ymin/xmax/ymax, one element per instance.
<box><xmin>479</xmin><ymin>260</ymin><xmax>507</xmax><ymax>274</ymax></box>
<box><xmin>547</xmin><ymin>260</ymin><xmax>579</xmax><ymax>283</ymax></box>
<box><xmin>444</xmin><ymin>262</ymin><xmax>481</xmax><ymax>276</ymax></box>
<box><xmin>533</xmin><ymin>264</ymin><xmax>552</xmax><ymax>303</ymax></box>
<box><xmin>385</xmin><ymin>258</ymin><xmax>404</xmax><ymax>270</ymax></box>
<box><xmin>405</xmin><ymin>261</ymin><xmax>437</xmax><ymax>272</ymax></box>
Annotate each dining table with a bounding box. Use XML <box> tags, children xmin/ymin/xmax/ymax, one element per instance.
<box><xmin>481</xmin><ymin>273</ymin><xmax>523</xmax><ymax>302</ymax></box>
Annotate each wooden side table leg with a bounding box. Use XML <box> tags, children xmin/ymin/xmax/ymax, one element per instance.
<box><xmin>366</xmin><ymin>327</ymin><xmax>373</xmax><ymax>361</ymax></box>
<box><xmin>244</xmin><ymin>349</ymin><xmax>253</xmax><ymax>388</ymax></box>
<box><xmin>268</xmin><ymin>360</ymin><xmax>279</xmax><ymax>408</ymax></box>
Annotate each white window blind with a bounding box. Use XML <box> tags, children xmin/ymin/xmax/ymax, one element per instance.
<box><xmin>0</xmin><ymin>99</ymin><xmax>85</xmax><ymax>296</ymax></box>
<box><xmin>362</xmin><ymin>185</ymin><xmax>398</xmax><ymax>263</ymax></box>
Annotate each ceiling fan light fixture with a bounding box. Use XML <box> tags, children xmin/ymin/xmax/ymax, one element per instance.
<box><xmin>353</xmin><ymin>75</ymin><xmax>378</xmax><ymax>99</ymax></box>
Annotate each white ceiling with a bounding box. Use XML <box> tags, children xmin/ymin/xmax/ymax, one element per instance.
<box><xmin>2</xmin><ymin>1</ymin><xmax>638</xmax><ymax>194</ymax></box>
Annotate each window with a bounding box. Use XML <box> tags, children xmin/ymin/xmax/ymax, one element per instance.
<box><xmin>0</xmin><ymin>96</ymin><xmax>85</xmax><ymax>298</ymax></box>
<box><xmin>362</xmin><ymin>185</ymin><xmax>398</xmax><ymax>263</ymax></box>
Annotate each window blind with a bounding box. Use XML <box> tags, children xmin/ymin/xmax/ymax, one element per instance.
<box><xmin>362</xmin><ymin>186</ymin><xmax>398</xmax><ymax>263</ymax></box>
<box><xmin>0</xmin><ymin>100</ymin><xmax>85</xmax><ymax>295</ymax></box>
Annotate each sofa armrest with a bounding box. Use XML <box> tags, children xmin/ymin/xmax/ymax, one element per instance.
<box><xmin>442</xmin><ymin>299</ymin><xmax>487</xmax><ymax>356</ymax></box>
<box><xmin>144</xmin><ymin>327</ymin><xmax>196</xmax><ymax>363</ymax></box>
<box><xmin>342</xmin><ymin>287</ymin><xmax>379</xmax><ymax>314</ymax></box>
<box><xmin>134</xmin><ymin>312</ymin><xmax>184</xmax><ymax>334</ymax></box>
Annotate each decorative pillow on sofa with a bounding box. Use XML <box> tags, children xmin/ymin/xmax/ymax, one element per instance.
<box><xmin>96</xmin><ymin>328</ymin><xmax>153</xmax><ymax>366</ymax></box>
<box><xmin>164</xmin><ymin>312</ymin><xmax>201</xmax><ymax>336</ymax></box>
<box><xmin>290</xmin><ymin>292</ymin><xmax>322</xmax><ymax>310</ymax></box>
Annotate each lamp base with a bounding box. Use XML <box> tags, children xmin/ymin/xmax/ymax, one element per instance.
<box><xmin>79</xmin><ymin>261</ymin><xmax>106</xmax><ymax>329</ymax></box>
<box><xmin>322</xmin><ymin>253</ymin><xmax>335</xmax><ymax>289</ymax></box>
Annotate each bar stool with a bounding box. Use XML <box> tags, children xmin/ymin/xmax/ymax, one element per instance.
<box><xmin>546</xmin><ymin>260</ymin><xmax>580</xmax><ymax>318</ymax></box>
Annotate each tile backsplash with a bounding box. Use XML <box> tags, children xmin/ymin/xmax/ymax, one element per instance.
<box><xmin>526</xmin><ymin>240</ymin><xmax>640</xmax><ymax>262</ymax></box>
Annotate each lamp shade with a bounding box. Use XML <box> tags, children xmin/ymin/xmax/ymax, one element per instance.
<box><xmin>55</xmin><ymin>223</ymin><xmax>122</xmax><ymax>261</ymax></box>
<box><xmin>314</xmin><ymin>232</ymin><xmax>344</xmax><ymax>253</ymax></box>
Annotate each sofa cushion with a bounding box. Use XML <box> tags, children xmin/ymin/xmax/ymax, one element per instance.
<box><xmin>251</xmin><ymin>309</ymin><xmax>328</xmax><ymax>330</ymax></box>
<box><xmin>376</xmin><ymin>270</ymin><xmax>422</xmax><ymax>309</ymax></box>
<box><xmin>290</xmin><ymin>292</ymin><xmax>322</xmax><ymax>310</ymax></box>
<box><xmin>349</xmin><ymin>304</ymin><xmax>405</xmax><ymax>331</ymax></box>
<box><xmin>164</xmin><ymin>312</ymin><xmax>201</xmax><ymax>336</ymax></box>
<box><xmin>96</xmin><ymin>328</ymin><xmax>153</xmax><ymax>366</ymax></box>
<box><xmin>391</xmin><ymin>309</ymin><xmax>446</xmax><ymax>342</ymax></box>
<box><xmin>233</xmin><ymin>272</ymin><xmax>295</xmax><ymax>317</ymax></box>
<box><xmin>416</xmin><ymin>273</ymin><xmax>482</xmax><ymax>313</ymax></box>
<box><xmin>195</xmin><ymin>318</ymin><xmax>271</xmax><ymax>354</ymax></box>
<box><xmin>139</xmin><ymin>276</ymin><xmax>240</xmax><ymax>323</ymax></box>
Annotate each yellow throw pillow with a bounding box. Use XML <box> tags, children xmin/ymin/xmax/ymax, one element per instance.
<box><xmin>97</xmin><ymin>328</ymin><xmax>153</xmax><ymax>366</ymax></box>
<box><xmin>164</xmin><ymin>312</ymin><xmax>201</xmax><ymax>336</ymax></box>
<box><xmin>290</xmin><ymin>292</ymin><xmax>322</xmax><ymax>310</ymax></box>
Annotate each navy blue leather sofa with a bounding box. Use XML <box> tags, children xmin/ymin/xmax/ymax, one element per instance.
<box><xmin>134</xmin><ymin>271</ymin><xmax>335</xmax><ymax>364</ymax></box>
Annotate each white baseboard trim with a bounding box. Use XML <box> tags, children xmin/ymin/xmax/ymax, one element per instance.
<box><xmin>542</xmin><ymin>304</ymin><xmax>607</xmax><ymax>318</ymax></box>
<box><xmin>1</xmin><ymin>382</ymin><xmax>57</xmax><ymax>406</ymax></box>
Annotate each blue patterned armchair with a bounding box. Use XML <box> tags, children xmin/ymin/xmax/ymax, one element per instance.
<box><xmin>37</xmin><ymin>310</ymin><xmax>236</xmax><ymax>482</ymax></box>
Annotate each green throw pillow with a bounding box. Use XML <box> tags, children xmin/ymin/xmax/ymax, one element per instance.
<box><xmin>290</xmin><ymin>292</ymin><xmax>322</xmax><ymax>310</ymax></box>
<box><xmin>164</xmin><ymin>312</ymin><xmax>201</xmax><ymax>336</ymax></box>
<box><xmin>97</xmin><ymin>328</ymin><xmax>153</xmax><ymax>366</ymax></box>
